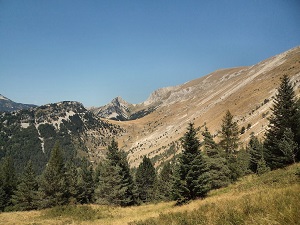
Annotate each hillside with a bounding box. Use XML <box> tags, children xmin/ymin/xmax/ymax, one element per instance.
<box><xmin>105</xmin><ymin>46</ymin><xmax>300</xmax><ymax>167</ymax></box>
<box><xmin>0</xmin><ymin>101</ymin><xmax>124</xmax><ymax>173</ymax></box>
<box><xmin>0</xmin><ymin>163</ymin><xmax>298</xmax><ymax>225</ymax></box>
<box><xmin>1</xmin><ymin>46</ymin><xmax>300</xmax><ymax>171</ymax></box>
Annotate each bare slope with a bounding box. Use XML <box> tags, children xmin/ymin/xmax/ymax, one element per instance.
<box><xmin>106</xmin><ymin>46</ymin><xmax>300</xmax><ymax>167</ymax></box>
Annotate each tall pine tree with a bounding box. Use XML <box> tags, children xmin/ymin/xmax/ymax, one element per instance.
<box><xmin>155</xmin><ymin>162</ymin><xmax>173</xmax><ymax>201</ymax></box>
<box><xmin>135</xmin><ymin>156</ymin><xmax>156</xmax><ymax>203</ymax></box>
<box><xmin>0</xmin><ymin>156</ymin><xmax>17</xmax><ymax>211</ymax></box>
<box><xmin>202</xmin><ymin>127</ymin><xmax>230</xmax><ymax>189</ymax></box>
<box><xmin>264</xmin><ymin>75</ymin><xmax>299</xmax><ymax>169</ymax></box>
<box><xmin>12</xmin><ymin>160</ymin><xmax>39</xmax><ymax>211</ymax></box>
<box><xmin>95</xmin><ymin>139</ymin><xmax>134</xmax><ymax>206</ymax></box>
<box><xmin>248</xmin><ymin>133</ymin><xmax>265</xmax><ymax>173</ymax></box>
<box><xmin>38</xmin><ymin>142</ymin><xmax>67</xmax><ymax>208</ymax></box>
<box><xmin>76</xmin><ymin>158</ymin><xmax>94</xmax><ymax>204</ymax></box>
<box><xmin>219</xmin><ymin>110</ymin><xmax>240</xmax><ymax>156</ymax></box>
<box><xmin>173</xmin><ymin>123</ymin><xmax>210</xmax><ymax>205</ymax></box>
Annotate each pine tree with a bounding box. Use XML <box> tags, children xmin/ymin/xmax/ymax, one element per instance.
<box><xmin>135</xmin><ymin>156</ymin><xmax>156</xmax><ymax>203</ymax></box>
<box><xmin>264</xmin><ymin>75</ymin><xmax>299</xmax><ymax>169</ymax></box>
<box><xmin>202</xmin><ymin>127</ymin><xmax>220</xmax><ymax>157</ymax></box>
<box><xmin>12</xmin><ymin>160</ymin><xmax>39</xmax><ymax>211</ymax></box>
<box><xmin>77</xmin><ymin>158</ymin><xmax>94</xmax><ymax>204</ymax></box>
<box><xmin>278</xmin><ymin>128</ymin><xmax>298</xmax><ymax>164</ymax></box>
<box><xmin>64</xmin><ymin>160</ymin><xmax>79</xmax><ymax>204</ymax></box>
<box><xmin>248</xmin><ymin>133</ymin><xmax>264</xmax><ymax>173</ymax></box>
<box><xmin>202</xmin><ymin>127</ymin><xmax>230</xmax><ymax>189</ymax></box>
<box><xmin>38</xmin><ymin>142</ymin><xmax>67</xmax><ymax>208</ymax></box>
<box><xmin>95</xmin><ymin>139</ymin><xmax>134</xmax><ymax>206</ymax></box>
<box><xmin>173</xmin><ymin>123</ymin><xmax>210</xmax><ymax>205</ymax></box>
<box><xmin>155</xmin><ymin>162</ymin><xmax>173</xmax><ymax>201</ymax></box>
<box><xmin>219</xmin><ymin>110</ymin><xmax>240</xmax><ymax>156</ymax></box>
<box><xmin>95</xmin><ymin>161</ymin><xmax>128</xmax><ymax>206</ymax></box>
<box><xmin>256</xmin><ymin>157</ymin><xmax>270</xmax><ymax>175</ymax></box>
<box><xmin>0</xmin><ymin>157</ymin><xmax>17</xmax><ymax>211</ymax></box>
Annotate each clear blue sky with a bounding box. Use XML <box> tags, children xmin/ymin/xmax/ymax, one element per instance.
<box><xmin>1</xmin><ymin>0</ymin><xmax>299</xmax><ymax>107</ymax></box>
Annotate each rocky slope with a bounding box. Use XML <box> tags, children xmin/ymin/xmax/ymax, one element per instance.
<box><xmin>0</xmin><ymin>94</ymin><xmax>36</xmax><ymax>112</ymax></box>
<box><xmin>106</xmin><ymin>46</ymin><xmax>300</xmax><ymax>167</ymax></box>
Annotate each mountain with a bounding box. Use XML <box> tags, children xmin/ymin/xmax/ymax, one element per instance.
<box><xmin>90</xmin><ymin>95</ymin><xmax>162</xmax><ymax>121</ymax></box>
<box><xmin>0</xmin><ymin>94</ymin><xmax>37</xmax><ymax>112</ymax></box>
<box><xmin>0</xmin><ymin>101</ymin><xmax>125</xmax><ymax>173</ymax></box>
<box><xmin>1</xmin><ymin>46</ymin><xmax>300</xmax><ymax>171</ymax></box>
<box><xmin>90</xmin><ymin>96</ymin><xmax>134</xmax><ymax>120</ymax></box>
<box><xmin>105</xmin><ymin>46</ymin><xmax>300</xmax><ymax>167</ymax></box>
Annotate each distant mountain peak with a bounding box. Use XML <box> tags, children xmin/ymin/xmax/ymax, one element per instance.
<box><xmin>0</xmin><ymin>94</ymin><xmax>9</xmax><ymax>101</ymax></box>
<box><xmin>0</xmin><ymin>94</ymin><xmax>37</xmax><ymax>112</ymax></box>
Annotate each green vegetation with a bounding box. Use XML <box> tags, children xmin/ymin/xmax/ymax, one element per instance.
<box><xmin>0</xmin><ymin>75</ymin><xmax>299</xmax><ymax>225</ymax></box>
<box><xmin>131</xmin><ymin>163</ymin><xmax>300</xmax><ymax>225</ymax></box>
<box><xmin>173</xmin><ymin>123</ymin><xmax>210</xmax><ymax>204</ymax></box>
<box><xmin>264</xmin><ymin>75</ymin><xmax>300</xmax><ymax>169</ymax></box>
<box><xmin>135</xmin><ymin>156</ymin><xmax>156</xmax><ymax>203</ymax></box>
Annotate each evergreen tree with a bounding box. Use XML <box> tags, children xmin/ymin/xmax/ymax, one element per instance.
<box><xmin>264</xmin><ymin>75</ymin><xmax>299</xmax><ymax>169</ymax></box>
<box><xmin>219</xmin><ymin>110</ymin><xmax>240</xmax><ymax>156</ymax></box>
<box><xmin>76</xmin><ymin>158</ymin><xmax>94</xmax><ymax>204</ymax></box>
<box><xmin>173</xmin><ymin>123</ymin><xmax>210</xmax><ymax>205</ymax></box>
<box><xmin>135</xmin><ymin>156</ymin><xmax>156</xmax><ymax>203</ymax></box>
<box><xmin>256</xmin><ymin>157</ymin><xmax>270</xmax><ymax>175</ymax></box>
<box><xmin>202</xmin><ymin>127</ymin><xmax>230</xmax><ymax>189</ymax></box>
<box><xmin>108</xmin><ymin>139</ymin><xmax>135</xmax><ymax>205</ymax></box>
<box><xmin>278</xmin><ymin>128</ymin><xmax>298</xmax><ymax>164</ymax></box>
<box><xmin>95</xmin><ymin>161</ymin><xmax>129</xmax><ymax>206</ymax></box>
<box><xmin>155</xmin><ymin>162</ymin><xmax>173</xmax><ymax>201</ymax></box>
<box><xmin>95</xmin><ymin>139</ymin><xmax>134</xmax><ymax>206</ymax></box>
<box><xmin>64</xmin><ymin>160</ymin><xmax>79</xmax><ymax>204</ymax></box>
<box><xmin>12</xmin><ymin>160</ymin><xmax>39</xmax><ymax>211</ymax></box>
<box><xmin>202</xmin><ymin>127</ymin><xmax>220</xmax><ymax>157</ymax></box>
<box><xmin>0</xmin><ymin>156</ymin><xmax>17</xmax><ymax>211</ymax></box>
<box><xmin>248</xmin><ymin>133</ymin><xmax>264</xmax><ymax>173</ymax></box>
<box><xmin>38</xmin><ymin>142</ymin><xmax>67</xmax><ymax>208</ymax></box>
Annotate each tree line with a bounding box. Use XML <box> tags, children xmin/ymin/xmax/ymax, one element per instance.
<box><xmin>0</xmin><ymin>75</ymin><xmax>299</xmax><ymax>211</ymax></box>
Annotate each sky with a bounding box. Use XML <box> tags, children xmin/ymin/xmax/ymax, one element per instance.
<box><xmin>0</xmin><ymin>0</ymin><xmax>300</xmax><ymax>107</ymax></box>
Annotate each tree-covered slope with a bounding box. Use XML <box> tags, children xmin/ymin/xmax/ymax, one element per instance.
<box><xmin>0</xmin><ymin>101</ymin><xmax>125</xmax><ymax>174</ymax></box>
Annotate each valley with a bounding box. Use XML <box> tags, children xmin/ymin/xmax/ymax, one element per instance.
<box><xmin>0</xmin><ymin>46</ymin><xmax>300</xmax><ymax>170</ymax></box>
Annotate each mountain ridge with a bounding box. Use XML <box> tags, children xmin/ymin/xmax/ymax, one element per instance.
<box><xmin>1</xmin><ymin>46</ymin><xmax>300</xmax><ymax>170</ymax></box>
<box><xmin>0</xmin><ymin>94</ymin><xmax>37</xmax><ymax>112</ymax></box>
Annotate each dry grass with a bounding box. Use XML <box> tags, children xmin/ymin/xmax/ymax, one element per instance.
<box><xmin>0</xmin><ymin>163</ymin><xmax>299</xmax><ymax>225</ymax></box>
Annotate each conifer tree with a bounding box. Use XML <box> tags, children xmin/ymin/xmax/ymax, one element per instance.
<box><xmin>248</xmin><ymin>133</ymin><xmax>264</xmax><ymax>173</ymax></box>
<box><xmin>173</xmin><ymin>123</ymin><xmax>210</xmax><ymax>204</ymax></box>
<box><xmin>0</xmin><ymin>156</ymin><xmax>17</xmax><ymax>211</ymax></box>
<box><xmin>264</xmin><ymin>75</ymin><xmax>299</xmax><ymax>169</ymax></box>
<box><xmin>202</xmin><ymin>127</ymin><xmax>230</xmax><ymax>189</ymax></box>
<box><xmin>12</xmin><ymin>160</ymin><xmax>39</xmax><ymax>211</ymax></box>
<box><xmin>39</xmin><ymin>142</ymin><xmax>67</xmax><ymax>208</ymax></box>
<box><xmin>95</xmin><ymin>139</ymin><xmax>134</xmax><ymax>206</ymax></box>
<box><xmin>76</xmin><ymin>158</ymin><xmax>94</xmax><ymax>204</ymax></box>
<box><xmin>202</xmin><ymin>127</ymin><xmax>220</xmax><ymax>157</ymax></box>
<box><xmin>95</xmin><ymin>161</ymin><xmax>128</xmax><ymax>206</ymax></box>
<box><xmin>155</xmin><ymin>162</ymin><xmax>173</xmax><ymax>201</ymax></box>
<box><xmin>64</xmin><ymin>160</ymin><xmax>79</xmax><ymax>204</ymax></box>
<box><xmin>219</xmin><ymin>110</ymin><xmax>240</xmax><ymax>156</ymax></box>
<box><xmin>135</xmin><ymin>156</ymin><xmax>156</xmax><ymax>203</ymax></box>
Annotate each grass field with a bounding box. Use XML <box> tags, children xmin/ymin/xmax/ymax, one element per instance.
<box><xmin>0</xmin><ymin>163</ymin><xmax>299</xmax><ymax>225</ymax></box>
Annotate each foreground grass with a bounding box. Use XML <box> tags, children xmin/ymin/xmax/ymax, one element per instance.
<box><xmin>0</xmin><ymin>163</ymin><xmax>299</xmax><ymax>225</ymax></box>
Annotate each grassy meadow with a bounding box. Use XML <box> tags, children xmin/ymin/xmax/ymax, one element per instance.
<box><xmin>0</xmin><ymin>163</ymin><xmax>299</xmax><ymax>225</ymax></box>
